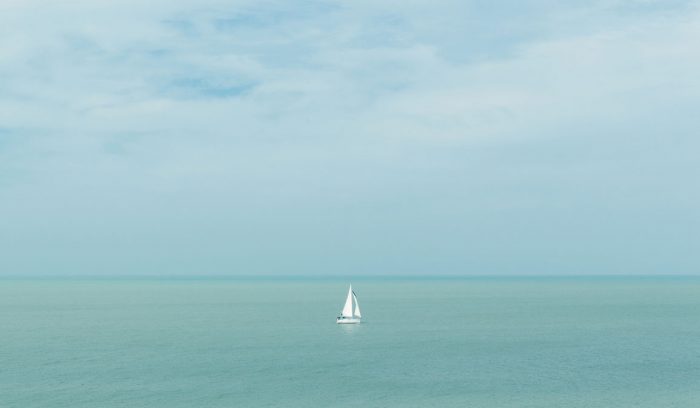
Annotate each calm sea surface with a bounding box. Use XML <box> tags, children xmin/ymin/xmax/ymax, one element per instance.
<box><xmin>2</xmin><ymin>277</ymin><xmax>699</xmax><ymax>407</ymax></box>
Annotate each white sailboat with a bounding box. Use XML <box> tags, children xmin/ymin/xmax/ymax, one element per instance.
<box><xmin>336</xmin><ymin>284</ymin><xmax>362</xmax><ymax>324</ymax></box>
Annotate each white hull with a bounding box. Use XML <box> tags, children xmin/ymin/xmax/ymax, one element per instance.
<box><xmin>337</xmin><ymin>317</ymin><xmax>361</xmax><ymax>324</ymax></box>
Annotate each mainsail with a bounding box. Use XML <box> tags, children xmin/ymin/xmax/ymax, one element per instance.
<box><xmin>341</xmin><ymin>285</ymin><xmax>354</xmax><ymax>317</ymax></box>
<box><xmin>352</xmin><ymin>292</ymin><xmax>361</xmax><ymax>318</ymax></box>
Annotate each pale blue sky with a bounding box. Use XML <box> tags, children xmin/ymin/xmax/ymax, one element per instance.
<box><xmin>0</xmin><ymin>0</ymin><xmax>698</xmax><ymax>276</ymax></box>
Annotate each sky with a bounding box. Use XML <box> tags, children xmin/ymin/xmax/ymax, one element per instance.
<box><xmin>0</xmin><ymin>0</ymin><xmax>698</xmax><ymax>276</ymax></box>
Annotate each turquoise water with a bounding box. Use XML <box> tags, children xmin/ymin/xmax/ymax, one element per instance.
<box><xmin>2</xmin><ymin>277</ymin><xmax>699</xmax><ymax>407</ymax></box>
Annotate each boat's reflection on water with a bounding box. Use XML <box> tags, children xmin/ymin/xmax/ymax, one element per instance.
<box><xmin>338</xmin><ymin>322</ymin><xmax>363</xmax><ymax>334</ymax></box>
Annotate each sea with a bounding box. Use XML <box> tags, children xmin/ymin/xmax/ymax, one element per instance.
<box><xmin>2</xmin><ymin>276</ymin><xmax>699</xmax><ymax>407</ymax></box>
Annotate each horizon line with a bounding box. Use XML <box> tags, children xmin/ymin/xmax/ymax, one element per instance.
<box><xmin>1</xmin><ymin>274</ymin><xmax>699</xmax><ymax>281</ymax></box>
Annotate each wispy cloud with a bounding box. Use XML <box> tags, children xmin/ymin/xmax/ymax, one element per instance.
<box><xmin>0</xmin><ymin>0</ymin><xmax>698</xmax><ymax>275</ymax></box>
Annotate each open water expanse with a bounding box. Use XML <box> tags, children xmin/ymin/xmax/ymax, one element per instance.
<box><xmin>1</xmin><ymin>277</ymin><xmax>699</xmax><ymax>407</ymax></box>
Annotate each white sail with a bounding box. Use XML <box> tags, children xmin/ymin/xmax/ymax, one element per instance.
<box><xmin>341</xmin><ymin>285</ymin><xmax>353</xmax><ymax>317</ymax></box>
<box><xmin>352</xmin><ymin>292</ymin><xmax>361</xmax><ymax>318</ymax></box>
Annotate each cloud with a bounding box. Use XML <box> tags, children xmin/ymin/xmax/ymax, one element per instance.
<box><xmin>0</xmin><ymin>0</ymin><xmax>698</xmax><ymax>275</ymax></box>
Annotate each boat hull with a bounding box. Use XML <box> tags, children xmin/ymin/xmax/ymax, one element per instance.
<box><xmin>336</xmin><ymin>317</ymin><xmax>361</xmax><ymax>324</ymax></box>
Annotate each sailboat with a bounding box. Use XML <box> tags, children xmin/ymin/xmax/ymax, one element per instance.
<box><xmin>336</xmin><ymin>284</ymin><xmax>362</xmax><ymax>324</ymax></box>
